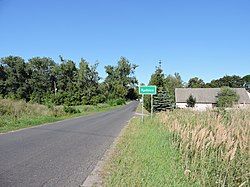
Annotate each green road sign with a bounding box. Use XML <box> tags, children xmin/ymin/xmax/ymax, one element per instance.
<box><xmin>139</xmin><ymin>85</ymin><xmax>157</xmax><ymax>95</ymax></box>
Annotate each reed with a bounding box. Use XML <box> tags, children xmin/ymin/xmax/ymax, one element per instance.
<box><xmin>159</xmin><ymin>108</ymin><xmax>250</xmax><ymax>186</ymax></box>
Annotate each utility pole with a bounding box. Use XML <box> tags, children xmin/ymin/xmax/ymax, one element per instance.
<box><xmin>54</xmin><ymin>81</ymin><xmax>57</xmax><ymax>95</ymax></box>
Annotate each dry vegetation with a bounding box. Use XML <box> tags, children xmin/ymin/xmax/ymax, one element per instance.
<box><xmin>0</xmin><ymin>99</ymin><xmax>122</xmax><ymax>133</ymax></box>
<box><xmin>159</xmin><ymin>108</ymin><xmax>250</xmax><ymax>186</ymax></box>
<box><xmin>0</xmin><ymin>99</ymin><xmax>66</xmax><ymax>132</ymax></box>
<box><xmin>0</xmin><ymin>99</ymin><xmax>63</xmax><ymax>118</ymax></box>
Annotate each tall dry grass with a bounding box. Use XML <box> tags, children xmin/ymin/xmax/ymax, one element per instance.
<box><xmin>159</xmin><ymin>108</ymin><xmax>250</xmax><ymax>186</ymax></box>
<box><xmin>0</xmin><ymin>99</ymin><xmax>64</xmax><ymax>118</ymax></box>
<box><xmin>0</xmin><ymin>99</ymin><xmax>66</xmax><ymax>130</ymax></box>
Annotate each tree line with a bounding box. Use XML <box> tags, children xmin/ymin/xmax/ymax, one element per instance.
<box><xmin>144</xmin><ymin>62</ymin><xmax>249</xmax><ymax>111</ymax></box>
<box><xmin>0</xmin><ymin>56</ymin><xmax>138</xmax><ymax>106</ymax></box>
<box><xmin>1</xmin><ymin>56</ymin><xmax>249</xmax><ymax>109</ymax></box>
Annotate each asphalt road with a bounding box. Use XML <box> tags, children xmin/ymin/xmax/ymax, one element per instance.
<box><xmin>0</xmin><ymin>101</ymin><xmax>138</xmax><ymax>187</ymax></box>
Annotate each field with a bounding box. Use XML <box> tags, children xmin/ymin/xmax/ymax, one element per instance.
<box><xmin>0</xmin><ymin>99</ymin><xmax>122</xmax><ymax>133</ymax></box>
<box><xmin>103</xmin><ymin>108</ymin><xmax>250</xmax><ymax>186</ymax></box>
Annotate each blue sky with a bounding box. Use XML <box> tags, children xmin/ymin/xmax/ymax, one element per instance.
<box><xmin>0</xmin><ymin>0</ymin><xmax>249</xmax><ymax>84</ymax></box>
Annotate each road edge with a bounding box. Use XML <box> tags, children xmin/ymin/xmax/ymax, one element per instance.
<box><xmin>81</xmin><ymin>115</ymin><xmax>136</xmax><ymax>187</ymax></box>
<box><xmin>0</xmin><ymin>104</ymin><xmax>126</xmax><ymax>135</ymax></box>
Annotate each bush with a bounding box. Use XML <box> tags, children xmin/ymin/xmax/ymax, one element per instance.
<box><xmin>107</xmin><ymin>99</ymin><xmax>116</xmax><ymax>106</ymax></box>
<box><xmin>63</xmin><ymin>106</ymin><xmax>80</xmax><ymax>114</ymax></box>
<box><xmin>217</xmin><ymin>87</ymin><xmax>239</xmax><ymax>107</ymax></box>
<box><xmin>186</xmin><ymin>94</ymin><xmax>196</xmax><ymax>107</ymax></box>
<box><xmin>90</xmin><ymin>95</ymin><xmax>106</xmax><ymax>105</ymax></box>
<box><xmin>115</xmin><ymin>98</ymin><xmax>126</xmax><ymax>105</ymax></box>
<box><xmin>107</xmin><ymin>98</ymin><xmax>126</xmax><ymax>106</ymax></box>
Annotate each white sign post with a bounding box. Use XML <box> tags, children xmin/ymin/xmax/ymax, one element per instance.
<box><xmin>141</xmin><ymin>94</ymin><xmax>144</xmax><ymax>122</ymax></box>
<box><xmin>139</xmin><ymin>86</ymin><xmax>157</xmax><ymax>121</ymax></box>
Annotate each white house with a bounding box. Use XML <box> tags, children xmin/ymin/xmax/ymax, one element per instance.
<box><xmin>175</xmin><ymin>88</ymin><xmax>250</xmax><ymax>111</ymax></box>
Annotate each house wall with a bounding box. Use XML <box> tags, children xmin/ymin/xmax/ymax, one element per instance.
<box><xmin>235</xmin><ymin>103</ymin><xmax>250</xmax><ymax>109</ymax></box>
<box><xmin>176</xmin><ymin>102</ymin><xmax>250</xmax><ymax>110</ymax></box>
<box><xmin>176</xmin><ymin>103</ymin><xmax>213</xmax><ymax>111</ymax></box>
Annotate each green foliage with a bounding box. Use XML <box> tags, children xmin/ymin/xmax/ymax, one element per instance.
<box><xmin>107</xmin><ymin>98</ymin><xmax>126</xmax><ymax>106</ymax></box>
<box><xmin>104</xmin><ymin>57</ymin><xmax>138</xmax><ymax>100</ymax></box>
<box><xmin>28</xmin><ymin>57</ymin><xmax>56</xmax><ymax>101</ymax></box>
<box><xmin>164</xmin><ymin>73</ymin><xmax>184</xmax><ymax>102</ymax></box>
<box><xmin>187</xmin><ymin>77</ymin><xmax>205</xmax><ymax>88</ymax></box>
<box><xmin>153</xmin><ymin>87</ymin><xmax>173</xmax><ymax>112</ymax></box>
<box><xmin>208</xmin><ymin>75</ymin><xmax>244</xmax><ymax>88</ymax></box>
<box><xmin>186</xmin><ymin>94</ymin><xmax>196</xmax><ymax>107</ymax></box>
<box><xmin>145</xmin><ymin>62</ymin><xmax>175</xmax><ymax>112</ymax></box>
<box><xmin>126</xmin><ymin>88</ymin><xmax>139</xmax><ymax>100</ymax></box>
<box><xmin>148</xmin><ymin>62</ymin><xmax>165</xmax><ymax>87</ymax></box>
<box><xmin>115</xmin><ymin>98</ymin><xmax>126</xmax><ymax>105</ymax></box>
<box><xmin>217</xmin><ymin>87</ymin><xmax>240</xmax><ymax>107</ymax></box>
<box><xmin>0</xmin><ymin>56</ymin><xmax>30</xmax><ymax>100</ymax></box>
<box><xmin>63</xmin><ymin>106</ymin><xmax>80</xmax><ymax>114</ymax></box>
<box><xmin>1</xmin><ymin>55</ymin><xmax>137</xmax><ymax>106</ymax></box>
<box><xmin>90</xmin><ymin>95</ymin><xmax>106</xmax><ymax>105</ymax></box>
<box><xmin>242</xmin><ymin>74</ymin><xmax>250</xmax><ymax>83</ymax></box>
<box><xmin>245</xmin><ymin>82</ymin><xmax>250</xmax><ymax>91</ymax></box>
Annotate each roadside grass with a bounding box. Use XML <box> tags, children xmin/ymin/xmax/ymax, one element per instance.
<box><xmin>102</xmin><ymin>107</ymin><xmax>249</xmax><ymax>186</ymax></box>
<box><xmin>103</xmin><ymin>116</ymin><xmax>199</xmax><ymax>186</ymax></box>
<box><xmin>136</xmin><ymin>102</ymin><xmax>150</xmax><ymax>114</ymax></box>
<box><xmin>0</xmin><ymin>99</ymin><xmax>123</xmax><ymax>133</ymax></box>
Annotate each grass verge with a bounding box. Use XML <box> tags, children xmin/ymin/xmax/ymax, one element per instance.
<box><xmin>0</xmin><ymin>99</ymin><xmax>123</xmax><ymax>133</ymax></box>
<box><xmin>102</xmin><ymin>108</ymin><xmax>249</xmax><ymax>186</ymax></box>
<box><xmin>102</xmin><ymin>116</ymin><xmax>199</xmax><ymax>186</ymax></box>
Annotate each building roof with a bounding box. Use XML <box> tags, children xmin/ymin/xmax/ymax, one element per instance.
<box><xmin>175</xmin><ymin>88</ymin><xmax>250</xmax><ymax>104</ymax></box>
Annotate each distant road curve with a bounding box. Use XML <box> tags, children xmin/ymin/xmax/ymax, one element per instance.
<box><xmin>0</xmin><ymin>101</ymin><xmax>138</xmax><ymax>187</ymax></box>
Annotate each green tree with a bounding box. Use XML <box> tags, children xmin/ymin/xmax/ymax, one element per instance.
<box><xmin>243</xmin><ymin>75</ymin><xmax>250</xmax><ymax>91</ymax></box>
<box><xmin>186</xmin><ymin>94</ymin><xmax>196</xmax><ymax>107</ymax></box>
<box><xmin>104</xmin><ymin>57</ymin><xmax>138</xmax><ymax>100</ymax></box>
<box><xmin>0</xmin><ymin>55</ymin><xmax>139</xmax><ymax>106</ymax></box>
<box><xmin>145</xmin><ymin>61</ymin><xmax>173</xmax><ymax>112</ymax></box>
<box><xmin>28</xmin><ymin>57</ymin><xmax>56</xmax><ymax>103</ymax></box>
<box><xmin>153</xmin><ymin>87</ymin><xmax>173</xmax><ymax>112</ymax></box>
<box><xmin>56</xmin><ymin>57</ymin><xmax>77</xmax><ymax>92</ymax></box>
<box><xmin>0</xmin><ymin>64</ymin><xmax>7</xmax><ymax>96</ymax></box>
<box><xmin>242</xmin><ymin>75</ymin><xmax>250</xmax><ymax>83</ymax></box>
<box><xmin>217</xmin><ymin>87</ymin><xmax>240</xmax><ymax>107</ymax></box>
<box><xmin>54</xmin><ymin>57</ymin><xmax>78</xmax><ymax>105</ymax></box>
<box><xmin>0</xmin><ymin>56</ymin><xmax>30</xmax><ymax>100</ymax></box>
<box><xmin>164</xmin><ymin>72</ymin><xmax>184</xmax><ymax>102</ymax></box>
<box><xmin>208</xmin><ymin>75</ymin><xmax>244</xmax><ymax>88</ymax></box>
<box><xmin>77</xmin><ymin>58</ymin><xmax>100</xmax><ymax>105</ymax></box>
<box><xmin>149</xmin><ymin>63</ymin><xmax>165</xmax><ymax>87</ymax></box>
<box><xmin>126</xmin><ymin>87</ymin><xmax>139</xmax><ymax>100</ymax></box>
<box><xmin>188</xmin><ymin>77</ymin><xmax>205</xmax><ymax>88</ymax></box>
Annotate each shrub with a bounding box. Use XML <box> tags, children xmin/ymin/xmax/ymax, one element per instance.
<box><xmin>63</xmin><ymin>106</ymin><xmax>80</xmax><ymax>114</ymax></box>
<box><xmin>90</xmin><ymin>95</ymin><xmax>106</xmax><ymax>105</ymax></box>
<box><xmin>217</xmin><ymin>87</ymin><xmax>239</xmax><ymax>107</ymax></box>
<box><xmin>115</xmin><ymin>98</ymin><xmax>126</xmax><ymax>105</ymax></box>
<box><xmin>107</xmin><ymin>98</ymin><xmax>126</xmax><ymax>106</ymax></box>
<box><xmin>107</xmin><ymin>99</ymin><xmax>116</xmax><ymax>106</ymax></box>
<box><xmin>186</xmin><ymin>94</ymin><xmax>196</xmax><ymax>107</ymax></box>
<box><xmin>82</xmin><ymin>96</ymin><xmax>88</xmax><ymax>105</ymax></box>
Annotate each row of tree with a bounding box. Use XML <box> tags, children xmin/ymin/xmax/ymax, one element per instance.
<box><xmin>144</xmin><ymin>61</ymin><xmax>249</xmax><ymax>111</ymax></box>
<box><xmin>0</xmin><ymin>56</ymin><xmax>138</xmax><ymax>106</ymax></box>
<box><xmin>187</xmin><ymin>75</ymin><xmax>249</xmax><ymax>88</ymax></box>
<box><xmin>1</xmin><ymin>56</ymin><xmax>249</xmax><ymax>109</ymax></box>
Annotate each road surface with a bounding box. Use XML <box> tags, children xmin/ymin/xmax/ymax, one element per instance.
<box><xmin>0</xmin><ymin>101</ymin><xmax>138</xmax><ymax>187</ymax></box>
